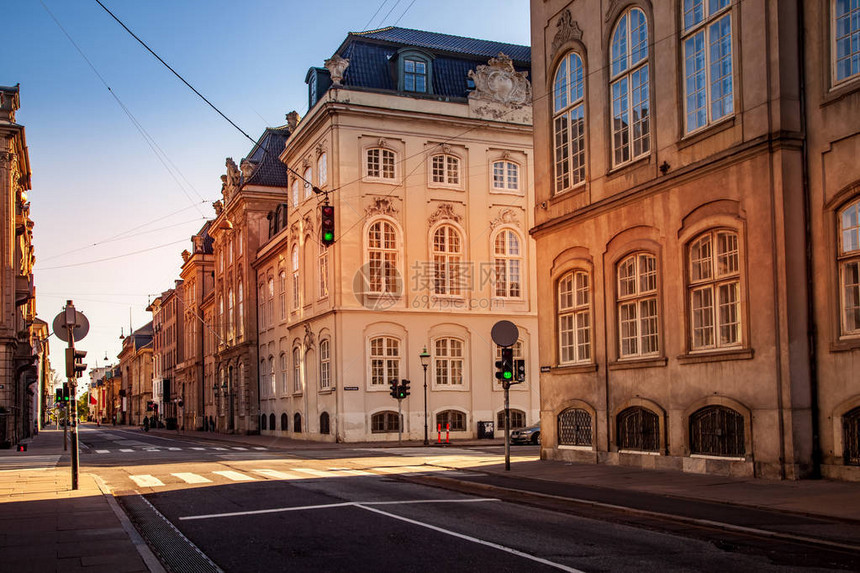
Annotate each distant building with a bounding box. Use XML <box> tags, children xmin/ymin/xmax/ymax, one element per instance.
<box><xmin>253</xmin><ymin>27</ymin><xmax>538</xmax><ymax>442</ymax></box>
<box><xmin>529</xmin><ymin>1</ymin><xmax>860</xmax><ymax>479</ymax></box>
<box><xmin>0</xmin><ymin>84</ymin><xmax>39</xmax><ymax>447</ymax></box>
<box><xmin>117</xmin><ymin>323</ymin><xmax>153</xmax><ymax>426</ymax></box>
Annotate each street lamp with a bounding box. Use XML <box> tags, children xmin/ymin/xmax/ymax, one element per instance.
<box><xmin>420</xmin><ymin>347</ymin><xmax>430</xmax><ymax>446</ymax></box>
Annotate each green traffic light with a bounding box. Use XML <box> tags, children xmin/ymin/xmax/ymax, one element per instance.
<box><xmin>503</xmin><ymin>371</ymin><xmax>512</xmax><ymax>380</ymax></box>
<box><xmin>324</xmin><ymin>232</ymin><xmax>333</xmax><ymax>241</ymax></box>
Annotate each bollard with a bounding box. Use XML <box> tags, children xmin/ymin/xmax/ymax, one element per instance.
<box><xmin>437</xmin><ymin>423</ymin><xmax>441</xmax><ymax>443</ymax></box>
<box><xmin>446</xmin><ymin>423</ymin><xmax>450</xmax><ymax>444</ymax></box>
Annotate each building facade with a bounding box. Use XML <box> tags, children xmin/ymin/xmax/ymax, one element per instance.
<box><xmin>253</xmin><ymin>28</ymin><xmax>539</xmax><ymax>443</ymax></box>
<box><xmin>150</xmin><ymin>286</ymin><xmax>182</xmax><ymax>427</ymax></box>
<box><xmin>529</xmin><ymin>0</ymin><xmax>860</xmax><ymax>479</ymax></box>
<box><xmin>117</xmin><ymin>323</ymin><xmax>152</xmax><ymax>426</ymax></box>
<box><xmin>0</xmin><ymin>84</ymin><xmax>38</xmax><ymax>448</ymax></box>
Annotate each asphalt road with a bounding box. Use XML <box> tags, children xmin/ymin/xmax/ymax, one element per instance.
<box><xmin>78</xmin><ymin>426</ymin><xmax>854</xmax><ymax>572</ymax></box>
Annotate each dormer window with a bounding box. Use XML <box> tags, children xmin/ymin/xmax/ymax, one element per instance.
<box><xmin>397</xmin><ymin>49</ymin><xmax>434</xmax><ymax>94</ymax></box>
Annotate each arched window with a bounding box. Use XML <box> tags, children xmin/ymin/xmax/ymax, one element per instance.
<box><xmin>839</xmin><ymin>199</ymin><xmax>860</xmax><ymax>336</ymax></box>
<box><xmin>320</xmin><ymin>412</ymin><xmax>331</xmax><ymax>435</ymax></box>
<box><xmin>291</xmin><ymin>179</ymin><xmax>299</xmax><ymax>206</ymax></box>
<box><xmin>292</xmin><ymin>346</ymin><xmax>302</xmax><ymax>393</ymax></box>
<box><xmin>281</xmin><ymin>412</ymin><xmax>289</xmax><ymax>431</ymax></box>
<box><xmin>319</xmin><ymin>339</ymin><xmax>331</xmax><ymax>389</ymax></box>
<box><xmin>366</xmin><ymin>148</ymin><xmax>396</xmax><ymax>180</ymax></box>
<box><xmin>690</xmin><ymin>405</ymin><xmax>744</xmax><ymax>457</ymax></box>
<box><xmin>294</xmin><ymin>413</ymin><xmax>302</xmax><ymax>433</ymax></box>
<box><xmin>218</xmin><ymin>296</ymin><xmax>224</xmax><ymax>339</ymax></box>
<box><xmin>553</xmin><ymin>51</ymin><xmax>586</xmax><ymax>193</ymax></box>
<box><xmin>617</xmin><ymin>253</ymin><xmax>659</xmax><ymax>357</ymax></box>
<box><xmin>688</xmin><ymin>230</ymin><xmax>741</xmax><ymax>349</ymax></box>
<box><xmin>430</xmin><ymin>153</ymin><xmax>460</xmax><ymax>187</ymax></box>
<box><xmin>259</xmin><ymin>359</ymin><xmax>267</xmax><ymax>398</ymax></box>
<box><xmin>269</xmin><ymin>413</ymin><xmax>275</xmax><ymax>432</ymax></box>
<box><xmin>227</xmin><ymin>287</ymin><xmax>234</xmax><ymax>342</ymax></box>
<box><xmin>682</xmin><ymin>0</ymin><xmax>733</xmax><ymax>133</ymax></box>
<box><xmin>844</xmin><ymin>407</ymin><xmax>860</xmax><ymax>465</ymax></box>
<box><xmin>834</xmin><ymin>0</ymin><xmax>860</xmax><ymax>83</ymax></box>
<box><xmin>371</xmin><ymin>411</ymin><xmax>400</xmax><ymax>433</ymax></box>
<box><xmin>237</xmin><ymin>280</ymin><xmax>244</xmax><ymax>340</ymax></box>
<box><xmin>559</xmin><ymin>270</ymin><xmax>591</xmax><ymax>364</ymax></box>
<box><xmin>494</xmin><ymin>230</ymin><xmax>522</xmax><ymax>298</ymax></box>
<box><xmin>260</xmin><ymin>413</ymin><xmax>267</xmax><ymax>430</ymax></box>
<box><xmin>279</xmin><ymin>270</ymin><xmax>287</xmax><ymax>320</ymax></box>
<box><xmin>436</xmin><ymin>410</ymin><xmax>466</xmax><ymax>432</ymax></box>
<box><xmin>367</xmin><ymin>220</ymin><xmax>398</xmax><ymax>294</ymax></box>
<box><xmin>279</xmin><ymin>352</ymin><xmax>287</xmax><ymax>393</ymax></box>
<box><xmin>433</xmin><ymin>225</ymin><xmax>462</xmax><ymax>295</ymax></box>
<box><xmin>497</xmin><ymin>409</ymin><xmax>526</xmax><ymax>430</ymax></box>
<box><xmin>267</xmin><ymin>276</ymin><xmax>275</xmax><ymax>328</ymax></box>
<box><xmin>558</xmin><ymin>408</ymin><xmax>593</xmax><ymax>446</ymax></box>
<box><xmin>319</xmin><ymin>246</ymin><xmax>329</xmax><ymax>298</ymax></box>
<box><xmin>370</xmin><ymin>337</ymin><xmax>399</xmax><ymax>386</ymax></box>
<box><xmin>291</xmin><ymin>247</ymin><xmax>300</xmax><ymax>309</ymax></box>
<box><xmin>617</xmin><ymin>407</ymin><xmax>659</xmax><ymax>452</ymax></box>
<box><xmin>302</xmin><ymin>166</ymin><xmax>312</xmax><ymax>199</ymax></box>
<box><xmin>610</xmin><ymin>7</ymin><xmax>650</xmax><ymax>167</ymax></box>
<box><xmin>492</xmin><ymin>160</ymin><xmax>519</xmax><ymax>192</ymax></box>
<box><xmin>268</xmin><ymin>357</ymin><xmax>275</xmax><ymax>397</ymax></box>
<box><xmin>317</xmin><ymin>152</ymin><xmax>327</xmax><ymax>186</ymax></box>
<box><xmin>434</xmin><ymin>338</ymin><xmax>464</xmax><ymax>386</ymax></box>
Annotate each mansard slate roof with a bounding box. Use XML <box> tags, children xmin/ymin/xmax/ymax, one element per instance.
<box><xmin>336</xmin><ymin>27</ymin><xmax>530</xmax><ymax>99</ymax></box>
<box><xmin>243</xmin><ymin>127</ymin><xmax>290</xmax><ymax>188</ymax></box>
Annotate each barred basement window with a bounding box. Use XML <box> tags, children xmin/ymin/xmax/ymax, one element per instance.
<box><xmin>320</xmin><ymin>412</ymin><xmax>331</xmax><ymax>435</ymax></box>
<box><xmin>372</xmin><ymin>411</ymin><xmax>400</xmax><ymax>433</ymax></box>
<box><xmin>558</xmin><ymin>408</ymin><xmax>592</xmax><ymax>447</ymax></box>
<box><xmin>616</xmin><ymin>407</ymin><xmax>659</xmax><ymax>451</ymax></box>
<box><xmin>690</xmin><ymin>405</ymin><xmax>745</xmax><ymax>457</ymax></box>
<box><xmin>436</xmin><ymin>410</ymin><xmax>466</xmax><ymax>431</ymax></box>
<box><xmin>844</xmin><ymin>407</ymin><xmax>860</xmax><ymax>466</ymax></box>
<box><xmin>497</xmin><ymin>409</ymin><xmax>525</xmax><ymax>430</ymax></box>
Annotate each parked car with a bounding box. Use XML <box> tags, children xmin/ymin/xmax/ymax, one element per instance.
<box><xmin>510</xmin><ymin>422</ymin><xmax>540</xmax><ymax>445</ymax></box>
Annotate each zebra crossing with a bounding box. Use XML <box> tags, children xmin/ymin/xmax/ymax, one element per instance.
<box><xmin>125</xmin><ymin>463</ymin><xmax>459</xmax><ymax>489</ymax></box>
<box><xmin>88</xmin><ymin>445</ymin><xmax>269</xmax><ymax>455</ymax></box>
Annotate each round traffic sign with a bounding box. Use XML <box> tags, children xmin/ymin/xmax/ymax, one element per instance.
<box><xmin>491</xmin><ymin>320</ymin><xmax>519</xmax><ymax>347</ymax></box>
<box><xmin>52</xmin><ymin>311</ymin><xmax>89</xmax><ymax>343</ymax></box>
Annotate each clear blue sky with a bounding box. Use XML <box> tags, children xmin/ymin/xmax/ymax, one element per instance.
<box><xmin>5</xmin><ymin>1</ymin><xmax>532</xmax><ymax>384</ymax></box>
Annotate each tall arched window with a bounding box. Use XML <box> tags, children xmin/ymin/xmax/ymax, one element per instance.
<box><xmin>294</xmin><ymin>413</ymin><xmax>302</xmax><ymax>433</ymax></box>
<box><xmin>267</xmin><ymin>276</ymin><xmax>275</xmax><ymax>328</ymax></box>
<box><xmin>281</xmin><ymin>412</ymin><xmax>289</xmax><ymax>431</ymax></box>
<box><xmin>839</xmin><ymin>199</ymin><xmax>860</xmax><ymax>336</ymax></box>
<box><xmin>279</xmin><ymin>352</ymin><xmax>287</xmax><ymax>393</ymax></box>
<box><xmin>303</xmin><ymin>166</ymin><xmax>313</xmax><ymax>199</ymax></box>
<box><xmin>367</xmin><ymin>220</ymin><xmax>398</xmax><ymax>294</ymax></box>
<box><xmin>434</xmin><ymin>338</ymin><xmax>464</xmax><ymax>386</ymax></box>
<box><xmin>227</xmin><ymin>287</ymin><xmax>234</xmax><ymax>342</ymax></box>
<box><xmin>433</xmin><ymin>225</ymin><xmax>462</xmax><ymax>295</ymax></box>
<box><xmin>291</xmin><ymin>179</ymin><xmax>299</xmax><ymax>206</ymax></box>
<box><xmin>430</xmin><ymin>153</ymin><xmax>460</xmax><ymax>187</ymax></box>
<box><xmin>320</xmin><ymin>339</ymin><xmax>331</xmax><ymax>389</ymax></box>
<box><xmin>279</xmin><ymin>270</ymin><xmax>287</xmax><ymax>320</ymax></box>
<box><xmin>682</xmin><ymin>0</ymin><xmax>733</xmax><ymax>133</ymax></box>
<box><xmin>268</xmin><ymin>356</ymin><xmax>275</xmax><ymax>397</ymax></box>
<box><xmin>317</xmin><ymin>152</ymin><xmax>327</xmax><ymax>186</ymax></box>
<box><xmin>291</xmin><ymin>247</ymin><xmax>300</xmax><ymax>309</ymax></box>
<box><xmin>269</xmin><ymin>413</ymin><xmax>275</xmax><ymax>432</ymax></box>
<box><xmin>688</xmin><ymin>230</ymin><xmax>742</xmax><ymax>349</ymax></box>
<box><xmin>553</xmin><ymin>51</ymin><xmax>586</xmax><ymax>193</ymax></box>
<box><xmin>617</xmin><ymin>253</ymin><xmax>659</xmax><ymax>357</ymax></box>
<box><xmin>320</xmin><ymin>412</ymin><xmax>331</xmax><ymax>435</ymax></box>
<box><xmin>260</xmin><ymin>413</ymin><xmax>267</xmax><ymax>430</ymax></box>
<box><xmin>319</xmin><ymin>247</ymin><xmax>329</xmax><ymax>298</ymax></box>
<box><xmin>218</xmin><ymin>296</ymin><xmax>224</xmax><ymax>339</ymax></box>
<box><xmin>610</xmin><ymin>7</ymin><xmax>650</xmax><ymax>167</ymax></box>
<box><xmin>292</xmin><ymin>346</ymin><xmax>302</xmax><ymax>393</ymax></box>
<box><xmin>257</xmin><ymin>284</ymin><xmax>266</xmax><ymax>332</ymax></box>
<box><xmin>844</xmin><ymin>407</ymin><xmax>860</xmax><ymax>465</ymax></box>
<box><xmin>370</xmin><ymin>337</ymin><xmax>399</xmax><ymax>386</ymax></box>
<box><xmin>237</xmin><ymin>280</ymin><xmax>244</xmax><ymax>340</ymax></box>
<box><xmin>558</xmin><ymin>270</ymin><xmax>591</xmax><ymax>364</ymax></box>
<box><xmin>494</xmin><ymin>230</ymin><xmax>522</xmax><ymax>298</ymax></box>
<box><xmin>366</xmin><ymin>148</ymin><xmax>396</xmax><ymax>180</ymax></box>
<box><xmin>259</xmin><ymin>359</ymin><xmax>267</xmax><ymax>398</ymax></box>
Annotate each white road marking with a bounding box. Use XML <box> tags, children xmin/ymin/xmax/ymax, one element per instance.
<box><xmin>129</xmin><ymin>474</ymin><xmax>164</xmax><ymax>488</ymax></box>
<box><xmin>231</xmin><ymin>447</ymin><xmax>248</xmax><ymax>451</ymax></box>
<box><xmin>190</xmin><ymin>447</ymin><xmax>205</xmax><ymax>451</ymax></box>
<box><xmin>336</xmin><ymin>469</ymin><xmax>376</xmax><ymax>477</ymax></box>
<box><xmin>357</xmin><ymin>503</ymin><xmax>584</xmax><ymax>573</ymax></box>
<box><xmin>291</xmin><ymin>467</ymin><xmax>335</xmax><ymax>478</ymax></box>
<box><xmin>119</xmin><ymin>449</ymin><xmax>133</xmax><ymax>453</ymax></box>
<box><xmin>252</xmin><ymin>469</ymin><xmax>301</xmax><ymax>480</ymax></box>
<box><xmin>212</xmin><ymin>470</ymin><xmax>255</xmax><ymax>482</ymax></box>
<box><xmin>373</xmin><ymin>465</ymin><xmax>431</xmax><ymax>474</ymax></box>
<box><xmin>172</xmin><ymin>472</ymin><xmax>212</xmax><ymax>484</ymax></box>
<box><xmin>252</xmin><ymin>447</ymin><xmax>268</xmax><ymax>450</ymax></box>
<box><xmin>212</xmin><ymin>447</ymin><xmax>227</xmax><ymax>451</ymax></box>
<box><xmin>179</xmin><ymin>497</ymin><xmax>497</xmax><ymax>521</ymax></box>
<box><xmin>167</xmin><ymin>447</ymin><xmax>182</xmax><ymax>451</ymax></box>
<box><xmin>95</xmin><ymin>449</ymin><xmax>110</xmax><ymax>454</ymax></box>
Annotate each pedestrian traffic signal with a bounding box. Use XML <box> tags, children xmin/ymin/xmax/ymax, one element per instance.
<box><xmin>389</xmin><ymin>379</ymin><xmax>399</xmax><ymax>399</ymax></box>
<box><xmin>55</xmin><ymin>387</ymin><xmax>64</xmax><ymax>404</ymax></box>
<box><xmin>62</xmin><ymin>383</ymin><xmax>71</xmax><ymax>402</ymax></box>
<box><xmin>497</xmin><ymin>347</ymin><xmax>514</xmax><ymax>382</ymax></box>
<box><xmin>321</xmin><ymin>204</ymin><xmax>335</xmax><ymax>246</ymax></box>
<box><xmin>514</xmin><ymin>359</ymin><xmax>525</xmax><ymax>383</ymax></box>
<box><xmin>398</xmin><ymin>379</ymin><xmax>411</xmax><ymax>399</ymax></box>
<box><xmin>65</xmin><ymin>348</ymin><xmax>87</xmax><ymax>378</ymax></box>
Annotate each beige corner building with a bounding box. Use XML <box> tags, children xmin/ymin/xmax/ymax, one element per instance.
<box><xmin>529</xmin><ymin>1</ymin><xmax>860</xmax><ymax>479</ymax></box>
<box><xmin>252</xmin><ymin>28</ymin><xmax>538</xmax><ymax>443</ymax></box>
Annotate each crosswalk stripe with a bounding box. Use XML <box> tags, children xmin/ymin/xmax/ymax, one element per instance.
<box><xmin>172</xmin><ymin>472</ymin><xmax>212</xmax><ymax>484</ymax></box>
<box><xmin>190</xmin><ymin>447</ymin><xmax>205</xmax><ymax>451</ymax></box>
<box><xmin>213</xmin><ymin>447</ymin><xmax>227</xmax><ymax>451</ymax></box>
<box><xmin>337</xmin><ymin>469</ymin><xmax>376</xmax><ymax>477</ymax></box>
<box><xmin>231</xmin><ymin>447</ymin><xmax>248</xmax><ymax>451</ymax></box>
<box><xmin>119</xmin><ymin>449</ymin><xmax>133</xmax><ymax>453</ymax></box>
<box><xmin>167</xmin><ymin>447</ymin><xmax>182</xmax><ymax>451</ymax></box>
<box><xmin>213</xmin><ymin>470</ymin><xmax>255</xmax><ymax>482</ymax></box>
<box><xmin>95</xmin><ymin>449</ymin><xmax>109</xmax><ymax>454</ymax></box>
<box><xmin>291</xmin><ymin>467</ymin><xmax>335</xmax><ymax>478</ymax></box>
<box><xmin>252</xmin><ymin>447</ymin><xmax>268</xmax><ymax>450</ymax></box>
<box><xmin>129</xmin><ymin>474</ymin><xmax>164</xmax><ymax>487</ymax></box>
<box><xmin>252</xmin><ymin>469</ymin><xmax>301</xmax><ymax>480</ymax></box>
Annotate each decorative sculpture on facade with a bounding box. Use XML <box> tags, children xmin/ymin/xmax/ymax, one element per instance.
<box><xmin>240</xmin><ymin>159</ymin><xmax>256</xmax><ymax>180</ymax></box>
<box><xmin>324</xmin><ymin>54</ymin><xmax>350</xmax><ymax>86</ymax></box>
<box><xmin>365</xmin><ymin>197</ymin><xmax>399</xmax><ymax>218</ymax></box>
<box><xmin>468</xmin><ymin>53</ymin><xmax>532</xmax><ymax>108</ymax></box>
<box><xmin>490</xmin><ymin>208</ymin><xmax>521</xmax><ymax>230</ymax></box>
<box><xmin>428</xmin><ymin>202</ymin><xmax>462</xmax><ymax>226</ymax></box>
<box><xmin>212</xmin><ymin>200</ymin><xmax>223</xmax><ymax>216</ymax></box>
<box><xmin>552</xmin><ymin>10</ymin><xmax>584</xmax><ymax>58</ymax></box>
<box><xmin>286</xmin><ymin>111</ymin><xmax>301</xmax><ymax>132</ymax></box>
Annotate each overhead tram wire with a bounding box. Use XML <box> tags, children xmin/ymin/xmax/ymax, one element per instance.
<box><xmin>391</xmin><ymin>0</ymin><xmax>419</xmax><ymax>26</ymax></box>
<box><xmin>361</xmin><ymin>0</ymin><xmax>391</xmax><ymax>32</ymax></box>
<box><xmin>40</xmin><ymin>0</ymin><xmax>208</xmax><ymax>217</ymax></box>
<box><xmin>37</xmin><ymin>238</ymin><xmax>188</xmax><ymax>271</ymax></box>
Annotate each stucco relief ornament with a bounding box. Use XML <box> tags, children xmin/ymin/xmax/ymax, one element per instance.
<box><xmin>365</xmin><ymin>197</ymin><xmax>399</xmax><ymax>218</ymax></box>
<box><xmin>181</xmin><ymin>250</ymin><xmax>191</xmax><ymax>263</ymax></box>
<box><xmin>224</xmin><ymin>158</ymin><xmax>241</xmax><ymax>198</ymax></box>
<box><xmin>552</xmin><ymin>10</ymin><xmax>583</xmax><ymax>59</ymax></box>
<box><xmin>324</xmin><ymin>54</ymin><xmax>350</xmax><ymax>86</ymax></box>
<box><xmin>303</xmin><ymin>213</ymin><xmax>315</xmax><ymax>234</ymax></box>
<box><xmin>192</xmin><ymin>234</ymin><xmax>206</xmax><ymax>253</ymax></box>
<box><xmin>212</xmin><ymin>200</ymin><xmax>223</xmax><ymax>216</ymax></box>
<box><xmin>304</xmin><ymin>324</ymin><xmax>315</xmax><ymax>350</ymax></box>
<box><xmin>240</xmin><ymin>159</ymin><xmax>256</xmax><ymax>180</ymax></box>
<box><xmin>490</xmin><ymin>208</ymin><xmax>521</xmax><ymax>230</ymax></box>
<box><xmin>428</xmin><ymin>203</ymin><xmax>462</xmax><ymax>226</ymax></box>
<box><xmin>289</xmin><ymin>222</ymin><xmax>300</xmax><ymax>244</ymax></box>
<box><xmin>468</xmin><ymin>53</ymin><xmax>532</xmax><ymax>108</ymax></box>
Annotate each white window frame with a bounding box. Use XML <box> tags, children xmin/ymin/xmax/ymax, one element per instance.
<box><xmin>404</xmin><ymin>57</ymin><xmax>428</xmax><ymax>93</ymax></box>
<box><xmin>365</xmin><ymin>148</ymin><xmax>397</xmax><ymax>181</ymax></box>
<box><xmin>227</xmin><ymin>286</ymin><xmax>234</xmax><ymax>342</ymax></box>
<box><xmin>318</xmin><ymin>248</ymin><xmax>329</xmax><ymax>298</ymax></box>
<box><xmin>617</xmin><ymin>253</ymin><xmax>660</xmax><ymax>358</ymax></box>
<box><xmin>688</xmin><ymin>229</ymin><xmax>743</xmax><ymax>350</ymax></box>
<box><xmin>610</xmin><ymin>7</ymin><xmax>651</xmax><ymax>168</ymax></box>
<box><xmin>558</xmin><ymin>270</ymin><xmax>592</xmax><ymax>365</ymax></box>
<box><xmin>278</xmin><ymin>270</ymin><xmax>287</xmax><ymax>320</ymax></box>
<box><xmin>493</xmin><ymin>229</ymin><xmax>522</xmax><ymax>299</ymax></box>
<box><xmin>366</xmin><ymin>220</ymin><xmax>399</xmax><ymax>295</ymax></box>
<box><xmin>492</xmin><ymin>159</ymin><xmax>520</xmax><ymax>192</ymax></box>
<box><xmin>682</xmin><ymin>0</ymin><xmax>734</xmax><ymax>134</ymax></box>
<box><xmin>291</xmin><ymin>247</ymin><xmax>300</xmax><ymax>309</ymax></box>
<box><xmin>237</xmin><ymin>280</ymin><xmax>244</xmax><ymax>340</ymax></box>
<box><xmin>318</xmin><ymin>152</ymin><xmax>327</xmax><ymax>186</ymax></box>
<box><xmin>432</xmin><ymin>225</ymin><xmax>463</xmax><ymax>296</ymax></box>
<box><xmin>267</xmin><ymin>276</ymin><xmax>275</xmax><ymax>329</ymax></box>
<box><xmin>429</xmin><ymin>153</ymin><xmax>461</xmax><ymax>189</ymax></box>
<box><xmin>839</xmin><ymin>198</ymin><xmax>860</xmax><ymax>337</ymax></box>
<box><xmin>369</xmin><ymin>336</ymin><xmax>400</xmax><ymax>387</ymax></box>
<box><xmin>291</xmin><ymin>179</ymin><xmax>299</xmax><ymax>207</ymax></box>
<box><xmin>433</xmin><ymin>337</ymin><xmax>464</xmax><ymax>386</ymax></box>
<box><xmin>553</xmin><ymin>51</ymin><xmax>586</xmax><ymax>193</ymax></box>
<box><xmin>303</xmin><ymin>166</ymin><xmax>313</xmax><ymax>199</ymax></box>
<box><xmin>279</xmin><ymin>352</ymin><xmax>288</xmax><ymax>394</ymax></box>
<box><xmin>320</xmin><ymin>338</ymin><xmax>331</xmax><ymax>390</ymax></box>
<box><xmin>833</xmin><ymin>0</ymin><xmax>860</xmax><ymax>85</ymax></box>
<box><xmin>292</xmin><ymin>346</ymin><xmax>302</xmax><ymax>393</ymax></box>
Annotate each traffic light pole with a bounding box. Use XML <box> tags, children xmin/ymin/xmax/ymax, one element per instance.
<box><xmin>504</xmin><ymin>380</ymin><xmax>511</xmax><ymax>471</ymax></box>
<box><xmin>66</xmin><ymin>328</ymin><xmax>79</xmax><ymax>491</ymax></box>
<box><xmin>397</xmin><ymin>398</ymin><xmax>403</xmax><ymax>446</ymax></box>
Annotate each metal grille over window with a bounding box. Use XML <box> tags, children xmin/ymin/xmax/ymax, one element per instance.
<box><xmin>436</xmin><ymin>410</ymin><xmax>466</xmax><ymax>431</ymax></box>
<box><xmin>610</xmin><ymin>7</ymin><xmax>650</xmax><ymax>167</ymax></box>
<box><xmin>690</xmin><ymin>405</ymin><xmax>745</xmax><ymax>457</ymax></box>
<box><xmin>558</xmin><ymin>408</ymin><xmax>592</xmax><ymax>447</ymax></box>
<box><xmin>497</xmin><ymin>409</ymin><xmax>525</xmax><ymax>430</ymax></box>
<box><xmin>616</xmin><ymin>407</ymin><xmax>659</xmax><ymax>452</ymax></box>
<box><xmin>553</xmin><ymin>51</ymin><xmax>586</xmax><ymax>192</ymax></box>
<box><xmin>844</xmin><ymin>407</ymin><xmax>860</xmax><ymax>465</ymax></box>
<box><xmin>372</xmin><ymin>411</ymin><xmax>400</xmax><ymax>433</ymax></box>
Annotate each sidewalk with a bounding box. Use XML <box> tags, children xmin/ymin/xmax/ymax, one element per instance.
<box><xmin>0</xmin><ymin>428</ymin><xmax>161</xmax><ymax>573</ymax></box>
